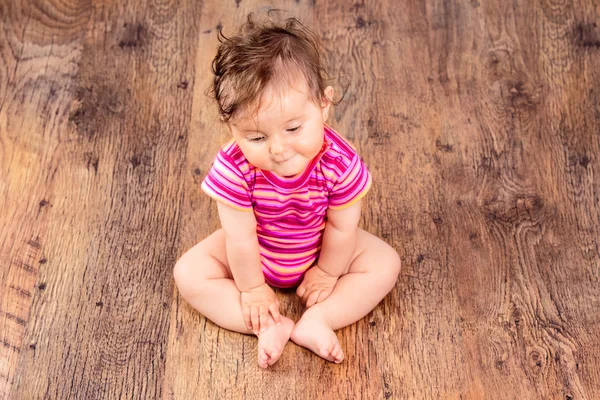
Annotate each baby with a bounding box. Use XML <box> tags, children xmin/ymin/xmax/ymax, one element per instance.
<box><xmin>174</xmin><ymin>14</ymin><xmax>401</xmax><ymax>369</ymax></box>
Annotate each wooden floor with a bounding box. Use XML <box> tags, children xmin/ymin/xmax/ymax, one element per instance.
<box><xmin>1</xmin><ymin>0</ymin><xmax>599</xmax><ymax>398</ymax></box>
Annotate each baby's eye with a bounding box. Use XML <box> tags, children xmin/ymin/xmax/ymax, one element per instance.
<box><xmin>248</xmin><ymin>136</ymin><xmax>264</xmax><ymax>142</ymax></box>
<box><xmin>286</xmin><ymin>125</ymin><xmax>301</xmax><ymax>132</ymax></box>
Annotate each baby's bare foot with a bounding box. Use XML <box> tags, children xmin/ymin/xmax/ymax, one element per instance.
<box><xmin>290</xmin><ymin>309</ymin><xmax>344</xmax><ymax>363</ymax></box>
<box><xmin>257</xmin><ymin>316</ymin><xmax>294</xmax><ymax>368</ymax></box>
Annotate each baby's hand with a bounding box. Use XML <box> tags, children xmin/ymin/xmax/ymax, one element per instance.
<box><xmin>240</xmin><ymin>283</ymin><xmax>281</xmax><ymax>335</ymax></box>
<box><xmin>296</xmin><ymin>265</ymin><xmax>339</xmax><ymax>308</ymax></box>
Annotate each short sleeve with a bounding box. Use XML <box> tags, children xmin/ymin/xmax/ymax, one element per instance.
<box><xmin>200</xmin><ymin>150</ymin><xmax>253</xmax><ymax>212</ymax></box>
<box><xmin>328</xmin><ymin>154</ymin><xmax>372</xmax><ymax>210</ymax></box>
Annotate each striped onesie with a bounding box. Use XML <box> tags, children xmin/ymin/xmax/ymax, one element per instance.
<box><xmin>201</xmin><ymin>125</ymin><xmax>372</xmax><ymax>288</ymax></box>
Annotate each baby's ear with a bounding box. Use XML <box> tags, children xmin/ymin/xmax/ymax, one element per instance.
<box><xmin>321</xmin><ymin>86</ymin><xmax>334</xmax><ymax>120</ymax></box>
<box><xmin>321</xmin><ymin>86</ymin><xmax>334</xmax><ymax>108</ymax></box>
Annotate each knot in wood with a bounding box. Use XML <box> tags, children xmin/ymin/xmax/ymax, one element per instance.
<box><xmin>482</xmin><ymin>188</ymin><xmax>544</xmax><ymax>225</ymax></box>
<box><xmin>119</xmin><ymin>22</ymin><xmax>147</xmax><ymax>49</ymax></box>
<box><xmin>503</xmin><ymin>80</ymin><xmax>540</xmax><ymax>111</ymax></box>
<box><xmin>510</xmin><ymin>305</ymin><xmax>522</xmax><ymax>327</ymax></box>
<box><xmin>574</xmin><ymin>22</ymin><xmax>600</xmax><ymax>49</ymax></box>
<box><xmin>526</xmin><ymin>346</ymin><xmax>547</xmax><ymax>371</ymax></box>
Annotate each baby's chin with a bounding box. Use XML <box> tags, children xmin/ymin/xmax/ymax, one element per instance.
<box><xmin>270</xmin><ymin>157</ymin><xmax>309</xmax><ymax>178</ymax></box>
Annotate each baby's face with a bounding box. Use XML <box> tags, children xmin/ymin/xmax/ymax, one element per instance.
<box><xmin>228</xmin><ymin>77</ymin><xmax>333</xmax><ymax>178</ymax></box>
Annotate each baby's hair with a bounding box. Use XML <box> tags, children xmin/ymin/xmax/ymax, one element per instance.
<box><xmin>210</xmin><ymin>10</ymin><xmax>342</xmax><ymax>123</ymax></box>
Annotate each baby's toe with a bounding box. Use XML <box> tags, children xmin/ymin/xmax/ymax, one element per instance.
<box><xmin>258</xmin><ymin>348</ymin><xmax>267</xmax><ymax>360</ymax></box>
<box><xmin>258</xmin><ymin>349</ymin><xmax>269</xmax><ymax>368</ymax></box>
<box><xmin>319</xmin><ymin>344</ymin><xmax>336</xmax><ymax>362</ymax></box>
<box><xmin>330</xmin><ymin>344</ymin><xmax>339</xmax><ymax>357</ymax></box>
<box><xmin>332</xmin><ymin>345</ymin><xmax>344</xmax><ymax>363</ymax></box>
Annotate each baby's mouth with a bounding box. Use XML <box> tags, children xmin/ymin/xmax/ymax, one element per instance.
<box><xmin>273</xmin><ymin>154</ymin><xmax>294</xmax><ymax>164</ymax></box>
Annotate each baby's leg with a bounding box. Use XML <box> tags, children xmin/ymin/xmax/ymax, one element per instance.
<box><xmin>291</xmin><ymin>228</ymin><xmax>401</xmax><ymax>363</ymax></box>
<box><xmin>173</xmin><ymin>229</ymin><xmax>294</xmax><ymax>368</ymax></box>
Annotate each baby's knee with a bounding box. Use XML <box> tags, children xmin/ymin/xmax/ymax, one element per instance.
<box><xmin>173</xmin><ymin>256</ymin><xmax>206</xmax><ymax>300</ymax></box>
<box><xmin>380</xmin><ymin>247</ymin><xmax>401</xmax><ymax>290</ymax></box>
<box><xmin>173</xmin><ymin>258</ymin><xmax>192</xmax><ymax>294</ymax></box>
<box><xmin>389</xmin><ymin>249</ymin><xmax>401</xmax><ymax>278</ymax></box>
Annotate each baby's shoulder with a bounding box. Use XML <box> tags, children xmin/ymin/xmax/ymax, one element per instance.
<box><xmin>321</xmin><ymin>126</ymin><xmax>360</xmax><ymax>167</ymax></box>
<box><xmin>214</xmin><ymin>140</ymin><xmax>256</xmax><ymax>179</ymax></box>
<box><xmin>218</xmin><ymin>139</ymin><xmax>242</xmax><ymax>158</ymax></box>
<box><xmin>217</xmin><ymin>140</ymin><xmax>249</xmax><ymax>165</ymax></box>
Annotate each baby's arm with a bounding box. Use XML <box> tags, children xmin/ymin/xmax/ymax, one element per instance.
<box><xmin>318</xmin><ymin>200</ymin><xmax>362</xmax><ymax>276</ymax></box>
<box><xmin>296</xmin><ymin>200</ymin><xmax>362</xmax><ymax>307</ymax></box>
<box><xmin>217</xmin><ymin>202</ymin><xmax>264</xmax><ymax>290</ymax></box>
<box><xmin>217</xmin><ymin>202</ymin><xmax>281</xmax><ymax>333</ymax></box>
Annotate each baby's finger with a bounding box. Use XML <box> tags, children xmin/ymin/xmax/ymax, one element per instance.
<box><xmin>302</xmin><ymin>287</ymin><xmax>315</xmax><ymax>305</ymax></box>
<box><xmin>269</xmin><ymin>302</ymin><xmax>282</xmax><ymax>325</ymax></box>
<box><xmin>259</xmin><ymin>305</ymin><xmax>268</xmax><ymax>333</ymax></box>
<box><xmin>316</xmin><ymin>290</ymin><xmax>330</xmax><ymax>304</ymax></box>
<box><xmin>251</xmin><ymin>306</ymin><xmax>260</xmax><ymax>334</ymax></box>
<box><xmin>296</xmin><ymin>284</ymin><xmax>306</xmax><ymax>299</ymax></box>
<box><xmin>243</xmin><ymin>307</ymin><xmax>252</xmax><ymax>331</ymax></box>
<box><xmin>306</xmin><ymin>290</ymin><xmax>321</xmax><ymax>308</ymax></box>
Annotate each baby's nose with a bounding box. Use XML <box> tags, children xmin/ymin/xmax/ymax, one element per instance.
<box><xmin>269</xmin><ymin>136</ymin><xmax>286</xmax><ymax>155</ymax></box>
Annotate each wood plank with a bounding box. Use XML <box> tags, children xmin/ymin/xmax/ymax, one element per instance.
<box><xmin>8</xmin><ymin>0</ymin><xmax>200</xmax><ymax>397</ymax></box>
<box><xmin>434</xmin><ymin>0</ymin><xmax>600</xmax><ymax>398</ymax></box>
<box><xmin>0</xmin><ymin>0</ymin><xmax>91</xmax><ymax>397</ymax></box>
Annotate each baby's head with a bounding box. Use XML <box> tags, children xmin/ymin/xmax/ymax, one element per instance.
<box><xmin>210</xmin><ymin>13</ymin><xmax>336</xmax><ymax>177</ymax></box>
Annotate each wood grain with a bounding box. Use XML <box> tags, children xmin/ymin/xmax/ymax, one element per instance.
<box><xmin>2</xmin><ymin>0</ymin><xmax>200</xmax><ymax>397</ymax></box>
<box><xmin>1</xmin><ymin>0</ymin><xmax>599</xmax><ymax>399</ymax></box>
<box><xmin>0</xmin><ymin>0</ymin><xmax>91</xmax><ymax>396</ymax></box>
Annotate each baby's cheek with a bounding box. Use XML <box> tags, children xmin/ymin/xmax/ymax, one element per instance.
<box><xmin>299</xmin><ymin>139</ymin><xmax>323</xmax><ymax>157</ymax></box>
<box><xmin>245</xmin><ymin>149</ymin><xmax>268</xmax><ymax>167</ymax></box>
